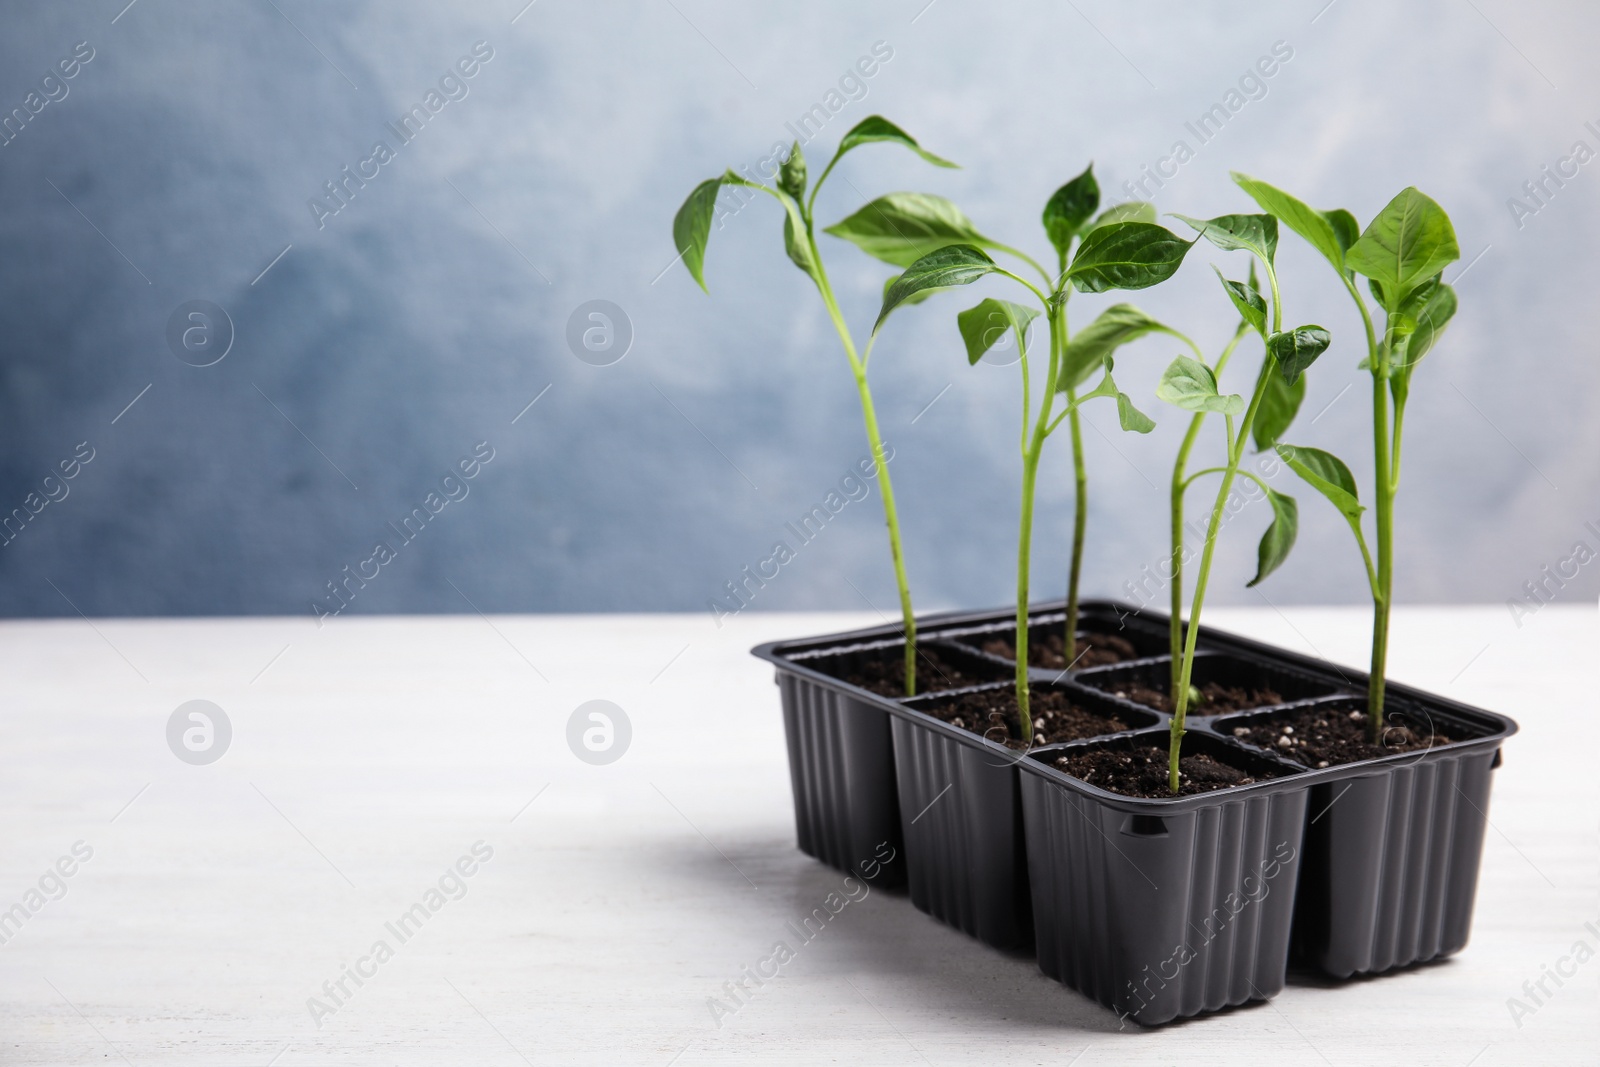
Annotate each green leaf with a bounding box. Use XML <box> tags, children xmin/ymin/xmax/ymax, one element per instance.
<box><xmin>1214</xmin><ymin>266</ymin><xmax>1267</xmax><ymax>337</ymax></box>
<box><xmin>1043</xmin><ymin>163</ymin><xmax>1100</xmax><ymax>260</ymax></box>
<box><xmin>1074</xmin><ymin>367</ymin><xmax>1120</xmax><ymax>404</ymax></box>
<box><xmin>1267</xmin><ymin>325</ymin><xmax>1331</xmax><ymax>386</ymax></box>
<box><xmin>956</xmin><ymin>298</ymin><xmax>1039</xmax><ymax>366</ymax></box>
<box><xmin>1066</xmin><ymin>222</ymin><xmax>1193</xmax><ymax>293</ymax></box>
<box><xmin>1389</xmin><ymin>274</ymin><xmax>1439</xmax><ymax>324</ymax></box>
<box><xmin>1086</xmin><ymin>201</ymin><xmax>1156</xmax><ymax>233</ymax></box>
<box><xmin>1344</xmin><ymin>187</ymin><xmax>1459</xmax><ymax>304</ymax></box>
<box><xmin>1116</xmin><ymin>392</ymin><xmax>1156</xmax><ymax>433</ymax></box>
<box><xmin>1057</xmin><ymin>303</ymin><xmax>1182</xmax><ymax>392</ymax></box>
<box><xmin>674</xmin><ymin>171</ymin><xmax>817</xmax><ymax>288</ymax></box>
<box><xmin>1275</xmin><ymin>443</ymin><xmax>1363</xmax><ymax>522</ymax></box>
<box><xmin>1325</xmin><ymin>208</ymin><xmax>1360</xmax><ymax>256</ymax></box>
<box><xmin>1172</xmin><ymin>212</ymin><xmax>1279</xmax><ymax>265</ymax></box>
<box><xmin>777</xmin><ymin>141</ymin><xmax>806</xmax><ymax>202</ymax></box>
<box><xmin>824</xmin><ymin>192</ymin><xmax>996</xmax><ymax>268</ymax></box>
<box><xmin>1247</xmin><ymin>490</ymin><xmax>1298</xmax><ymax>587</ymax></box>
<box><xmin>1156</xmin><ymin>355</ymin><xmax>1244</xmax><ymax>415</ymax></box>
<box><xmin>874</xmin><ymin>245</ymin><xmax>998</xmax><ymax>334</ymax></box>
<box><xmin>834</xmin><ymin>115</ymin><xmax>958</xmax><ymax>169</ymax></box>
<box><xmin>1231</xmin><ymin>172</ymin><xmax>1346</xmax><ymax>273</ymax></box>
<box><xmin>782</xmin><ymin>211</ymin><xmax>819</xmax><ymax>281</ymax></box>
<box><xmin>1392</xmin><ymin>282</ymin><xmax>1457</xmax><ymax>406</ymax></box>
<box><xmin>1056</xmin><ymin>360</ymin><xmax>1154</xmax><ymax>434</ymax></box>
<box><xmin>1251</xmin><ymin>358</ymin><xmax>1306</xmax><ymax>451</ymax></box>
<box><xmin>1400</xmin><ymin>281</ymin><xmax>1456</xmax><ymax>365</ymax></box>
<box><xmin>881</xmin><ymin>271</ymin><xmax>938</xmax><ymax>310</ymax></box>
<box><xmin>672</xmin><ymin>177</ymin><xmax>726</xmax><ymax>292</ymax></box>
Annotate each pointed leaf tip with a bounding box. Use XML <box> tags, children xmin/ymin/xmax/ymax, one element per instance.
<box><xmin>957</xmin><ymin>298</ymin><xmax>1039</xmax><ymax>366</ymax></box>
<box><xmin>672</xmin><ymin>176</ymin><xmax>726</xmax><ymax>292</ymax></box>
<box><xmin>873</xmin><ymin>244</ymin><xmax>998</xmax><ymax>334</ymax></box>
<box><xmin>1042</xmin><ymin>163</ymin><xmax>1100</xmax><ymax>259</ymax></box>
<box><xmin>835</xmin><ymin>115</ymin><xmax>958</xmax><ymax>168</ymax></box>
<box><xmin>1247</xmin><ymin>491</ymin><xmax>1298</xmax><ymax>587</ymax></box>
<box><xmin>1066</xmin><ymin>222</ymin><xmax>1193</xmax><ymax>293</ymax></box>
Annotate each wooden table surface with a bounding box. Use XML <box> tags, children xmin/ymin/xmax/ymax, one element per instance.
<box><xmin>0</xmin><ymin>605</ymin><xmax>1592</xmax><ymax>1065</ymax></box>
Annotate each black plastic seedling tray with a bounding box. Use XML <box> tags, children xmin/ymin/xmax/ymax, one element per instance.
<box><xmin>756</xmin><ymin>602</ymin><xmax>1178</xmax><ymax>921</ymax></box>
<box><xmin>763</xmin><ymin>620</ymin><xmax>1014</xmax><ymax>890</ymax></box>
<box><xmin>1100</xmin><ymin>616</ymin><xmax>1519</xmax><ymax>979</ymax></box>
<box><xmin>1019</xmin><ymin>727</ymin><xmax>1311</xmax><ymax>1024</ymax></box>
<box><xmin>891</xmin><ymin>681</ymin><xmax>1158</xmax><ymax>951</ymax></box>
<box><xmin>752</xmin><ymin>598</ymin><xmax>1518</xmax><ymax>1020</ymax></box>
<box><xmin>1208</xmin><ymin>690</ymin><xmax>1514</xmax><ymax>976</ymax></box>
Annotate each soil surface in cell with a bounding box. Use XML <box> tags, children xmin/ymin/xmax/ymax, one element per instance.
<box><xmin>920</xmin><ymin>686</ymin><xmax>1129</xmax><ymax>749</ymax></box>
<box><xmin>979</xmin><ymin>629</ymin><xmax>1139</xmax><ymax>671</ymax></box>
<box><xmin>1053</xmin><ymin>742</ymin><xmax>1278</xmax><ymax>798</ymax></box>
<box><xmin>1227</xmin><ymin>703</ymin><xmax>1455</xmax><ymax>768</ymax></box>
<box><xmin>835</xmin><ymin>644</ymin><xmax>1001</xmax><ymax>698</ymax></box>
<box><xmin>1094</xmin><ymin>677</ymin><xmax>1284</xmax><ymax>716</ymax></box>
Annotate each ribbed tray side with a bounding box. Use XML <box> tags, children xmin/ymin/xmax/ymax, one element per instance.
<box><xmin>1295</xmin><ymin>748</ymin><xmax>1497</xmax><ymax>976</ymax></box>
<box><xmin>889</xmin><ymin>716</ymin><xmax>1032</xmax><ymax>950</ymax></box>
<box><xmin>777</xmin><ymin>671</ymin><xmax>904</xmax><ymax>887</ymax></box>
<box><xmin>1022</xmin><ymin>776</ymin><xmax>1307</xmax><ymax>1025</ymax></box>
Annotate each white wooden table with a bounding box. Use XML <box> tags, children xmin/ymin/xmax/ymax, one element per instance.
<box><xmin>0</xmin><ymin>606</ymin><xmax>1592</xmax><ymax>1065</ymax></box>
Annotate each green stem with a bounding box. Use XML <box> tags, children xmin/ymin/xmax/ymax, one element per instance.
<box><xmin>1338</xmin><ymin>276</ymin><xmax>1390</xmax><ymax>740</ymax></box>
<box><xmin>1051</xmin><ymin>250</ymin><xmax>1084</xmax><ymax>665</ymax></box>
<box><xmin>805</xmin><ymin>152</ymin><xmax>840</xmax><ymax>219</ymax></box>
<box><xmin>1167</xmin><ymin>325</ymin><xmax>1249</xmax><ymax>698</ymax></box>
<box><xmin>1017</xmin><ymin>443</ymin><xmax>1043</xmax><ymax>742</ymax></box>
<box><xmin>1170</xmin><ymin>375</ymin><xmax>1274</xmax><ymax>791</ymax></box>
<box><xmin>1369</xmin><ymin>327</ymin><xmax>1396</xmax><ymax>744</ymax></box>
<box><xmin>992</xmin><ymin>242</ymin><xmax>1055</xmax><ymax>291</ymax></box>
<box><xmin>1169</xmin><ymin>416</ymin><xmax>1200</xmax><ymax>695</ymax></box>
<box><xmin>1065</xmin><ymin>404</ymin><xmax>1086</xmax><ymax>665</ymax></box>
<box><xmin>1014</xmin><ymin>293</ymin><xmax>1066</xmax><ymax>745</ymax></box>
<box><xmin>1376</xmin><ymin>391</ymin><xmax>1409</xmax><ymax>744</ymax></box>
<box><xmin>1390</xmin><ymin>398</ymin><xmax>1408</xmax><ymax>491</ymax></box>
<box><xmin>1169</xmin><ymin>269</ymin><xmax>1282</xmax><ymax>793</ymax></box>
<box><xmin>810</xmin><ymin>238</ymin><xmax>918</xmax><ymax>695</ymax></box>
<box><xmin>996</xmin><ymin>268</ymin><xmax>1053</xmax><ymax>308</ymax></box>
<box><xmin>1054</xmin><ymin>290</ymin><xmax>1082</xmax><ymax>665</ymax></box>
<box><xmin>1182</xmin><ymin>466</ymin><xmax>1275</xmax><ymax>496</ymax></box>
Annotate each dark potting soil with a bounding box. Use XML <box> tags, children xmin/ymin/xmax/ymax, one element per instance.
<box><xmin>1053</xmin><ymin>741</ymin><xmax>1278</xmax><ymax>798</ymax></box>
<box><xmin>979</xmin><ymin>629</ymin><xmax>1139</xmax><ymax>671</ymax></box>
<box><xmin>837</xmin><ymin>643</ymin><xmax>998</xmax><ymax>698</ymax></box>
<box><xmin>920</xmin><ymin>686</ymin><xmax>1129</xmax><ymax>749</ymax></box>
<box><xmin>1098</xmin><ymin>678</ymin><xmax>1284</xmax><ymax>716</ymax></box>
<box><xmin>1227</xmin><ymin>703</ymin><xmax>1455</xmax><ymax>769</ymax></box>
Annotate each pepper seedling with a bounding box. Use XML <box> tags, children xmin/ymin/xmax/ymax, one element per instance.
<box><xmin>1157</xmin><ymin>211</ymin><xmax>1329</xmax><ymax>791</ymax></box>
<box><xmin>1233</xmin><ymin>176</ymin><xmax>1459</xmax><ymax>742</ymax></box>
<box><xmin>671</xmin><ymin>116</ymin><xmax>961</xmax><ymax>695</ymax></box>
<box><xmin>1044</xmin><ymin>169</ymin><xmax>1192</xmax><ymax>666</ymax></box>
<box><xmin>847</xmin><ymin>168</ymin><xmax>1189</xmax><ymax>673</ymax></box>
<box><xmin>870</xmin><ymin>182</ymin><xmax>1193</xmax><ymax>745</ymax></box>
<box><xmin>1161</xmin><ymin>258</ymin><xmax>1309</xmax><ymax>704</ymax></box>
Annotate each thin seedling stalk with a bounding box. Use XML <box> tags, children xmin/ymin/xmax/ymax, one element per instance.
<box><xmin>1168</xmin><ymin>324</ymin><xmax>1249</xmax><ymax>698</ymax></box>
<box><xmin>674</xmin><ymin>122</ymin><xmax>974</xmax><ymax>699</ymax></box>
<box><xmin>1063</xmin><ymin>403</ymin><xmax>1086</xmax><ymax>665</ymax></box>
<box><xmin>1012</xmin><ymin>288</ymin><xmax>1066</xmax><ymax>740</ymax></box>
<box><xmin>1051</xmin><ymin>247</ymin><xmax>1084</xmax><ymax>669</ymax></box>
<box><xmin>1169</xmin><ymin>265</ymin><xmax>1282</xmax><ymax>793</ymax></box>
<box><xmin>1233</xmin><ymin>180</ymin><xmax>1461</xmax><ymax>749</ymax></box>
<box><xmin>1337</xmin><ymin>271</ymin><xmax>1389</xmax><ymax>744</ymax></box>
<box><xmin>871</xmin><ymin>188</ymin><xmax>1182</xmax><ymax>737</ymax></box>
<box><xmin>811</xmin><ymin>265</ymin><xmax>919</xmax><ymax>694</ymax></box>
<box><xmin>1369</xmin><ymin>356</ymin><xmax>1393</xmax><ymax>744</ymax></box>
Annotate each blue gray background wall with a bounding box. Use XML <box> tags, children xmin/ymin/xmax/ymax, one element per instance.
<box><xmin>1</xmin><ymin>0</ymin><xmax>1595</xmax><ymax>620</ymax></box>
